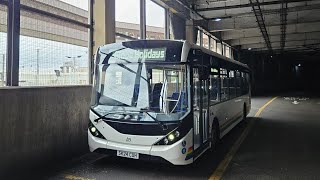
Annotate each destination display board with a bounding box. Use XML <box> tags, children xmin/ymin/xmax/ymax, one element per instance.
<box><xmin>112</xmin><ymin>48</ymin><xmax>167</xmax><ymax>61</ymax></box>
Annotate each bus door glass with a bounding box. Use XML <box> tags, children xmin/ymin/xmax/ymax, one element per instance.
<box><xmin>202</xmin><ymin>77</ymin><xmax>209</xmax><ymax>143</ymax></box>
<box><xmin>193</xmin><ymin>68</ymin><xmax>209</xmax><ymax>150</ymax></box>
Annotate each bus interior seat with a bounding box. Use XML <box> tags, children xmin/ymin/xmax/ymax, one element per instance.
<box><xmin>171</xmin><ymin>92</ymin><xmax>187</xmax><ymax>112</ymax></box>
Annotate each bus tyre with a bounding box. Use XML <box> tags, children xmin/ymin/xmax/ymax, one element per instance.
<box><xmin>210</xmin><ymin>121</ymin><xmax>220</xmax><ymax>152</ymax></box>
<box><xmin>243</xmin><ymin>104</ymin><xmax>247</xmax><ymax>121</ymax></box>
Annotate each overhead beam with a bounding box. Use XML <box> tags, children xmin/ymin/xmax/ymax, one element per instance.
<box><xmin>221</xmin><ymin>22</ymin><xmax>320</xmax><ymax>40</ymax></box>
<box><xmin>207</xmin><ymin>10</ymin><xmax>320</xmax><ymax>32</ymax></box>
<box><xmin>199</xmin><ymin>3</ymin><xmax>320</xmax><ymax>20</ymax></box>
<box><xmin>156</xmin><ymin>0</ymin><xmax>191</xmax><ymax>19</ymax></box>
<box><xmin>249</xmin><ymin>0</ymin><xmax>272</xmax><ymax>52</ymax></box>
<box><xmin>227</xmin><ymin>32</ymin><xmax>320</xmax><ymax>46</ymax></box>
<box><xmin>280</xmin><ymin>0</ymin><xmax>288</xmax><ymax>50</ymax></box>
<box><xmin>240</xmin><ymin>39</ymin><xmax>320</xmax><ymax>49</ymax></box>
<box><xmin>251</xmin><ymin>47</ymin><xmax>318</xmax><ymax>53</ymax></box>
<box><xmin>251</xmin><ymin>47</ymin><xmax>317</xmax><ymax>53</ymax></box>
<box><xmin>196</xmin><ymin>0</ymin><xmax>311</xmax><ymax>12</ymax></box>
<box><xmin>303</xmin><ymin>44</ymin><xmax>320</xmax><ymax>52</ymax></box>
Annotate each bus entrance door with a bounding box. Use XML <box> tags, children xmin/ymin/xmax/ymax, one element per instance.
<box><xmin>193</xmin><ymin>68</ymin><xmax>209</xmax><ymax>150</ymax></box>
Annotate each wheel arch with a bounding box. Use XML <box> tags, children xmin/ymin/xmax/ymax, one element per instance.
<box><xmin>211</xmin><ymin>117</ymin><xmax>220</xmax><ymax>139</ymax></box>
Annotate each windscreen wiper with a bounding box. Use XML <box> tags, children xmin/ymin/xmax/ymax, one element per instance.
<box><xmin>93</xmin><ymin>109</ymin><xmax>168</xmax><ymax>130</ymax></box>
<box><xmin>139</xmin><ymin>108</ymin><xmax>168</xmax><ymax>131</ymax></box>
<box><xmin>93</xmin><ymin>111</ymin><xmax>123</xmax><ymax>122</ymax></box>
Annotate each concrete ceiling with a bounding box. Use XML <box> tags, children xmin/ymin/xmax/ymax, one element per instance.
<box><xmin>190</xmin><ymin>0</ymin><xmax>320</xmax><ymax>53</ymax></box>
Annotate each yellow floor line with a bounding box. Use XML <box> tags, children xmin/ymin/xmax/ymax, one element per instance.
<box><xmin>208</xmin><ymin>96</ymin><xmax>278</xmax><ymax>180</ymax></box>
<box><xmin>64</xmin><ymin>174</ymin><xmax>95</xmax><ymax>180</ymax></box>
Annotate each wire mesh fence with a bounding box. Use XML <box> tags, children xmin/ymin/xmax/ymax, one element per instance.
<box><xmin>0</xmin><ymin>4</ymin><xmax>7</xmax><ymax>87</ymax></box>
<box><xmin>18</xmin><ymin>0</ymin><xmax>89</xmax><ymax>86</ymax></box>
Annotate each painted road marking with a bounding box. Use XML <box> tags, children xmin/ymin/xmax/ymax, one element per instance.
<box><xmin>208</xmin><ymin>97</ymin><xmax>278</xmax><ymax>180</ymax></box>
<box><xmin>292</xmin><ymin>100</ymin><xmax>299</xmax><ymax>105</ymax></box>
<box><xmin>64</xmin><ymin>174</ymin><xmax>95</xmax><ymax>180</ymax></box>
<box><xmin>284</xmin><ymin>97</ymin><xmax>309</xmax><ymax>101</ymax></box>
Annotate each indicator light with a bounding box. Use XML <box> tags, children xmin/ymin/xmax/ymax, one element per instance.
<box><xmin>163</xmin><ymin>138</ymin><xmax>169</xmax><ymax>145</ymax></box>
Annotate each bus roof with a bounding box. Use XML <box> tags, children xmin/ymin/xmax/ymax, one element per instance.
<box><xmin>98</xmin><ymin>40</ymin><xmax>250</xmax><ymax>70</ymax></box>
<box><xmin>185</xmin><ymin>41</ymin><xmax>250</xmax><ymax>70</ymax></box>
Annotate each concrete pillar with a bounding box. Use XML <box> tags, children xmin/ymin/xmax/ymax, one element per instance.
<box><xmin>140</xmin><ymin>0</ymin><xmax>146</xmax><ymax>39</ymax></box>
<box><xmin>199</xmin><ymin>31</ymin><xmax>203</xmax><ymax>47</ymax></box>
<box><xmin>6</xmin><ymin>0</ymin><xmax>20</xmax><ymax>86</ymax></box>
<box><xmin>165</xmin><ymin>9</ymin><xmax>170</xmax><ymax>39</ymax></box>
<box><xmin>92</xmin><ymin>0</ymin><xmax>115</xmax><ymax>53</ymax></box>
<box><xmin>186</xmin><ymin>20</ymin><xmax>197</xmax><ymax>43</ymax></box>
<box><xmin>171</xmin><ymin>13</ymin><xmax>186</xmax><ymax>40</ymax></box>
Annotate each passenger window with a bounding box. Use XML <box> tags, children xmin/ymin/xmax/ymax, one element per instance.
<box><xmin>209</xmin><ymin>74</ymin><xmax>219</xmax><ymax>104</ymax></box>
<box><xmin>229</xmin><ymin>70</ymin><xmax>236</xmax><ymax>99</ymax></box>
<box><xmin>241</xmin><ymin>72</ymin><xmax>249</xmax><ymax>95</ymax></box>
<box><xmin>245</xmin><ymin>73</ymin><xmax>250</xmax><ymax>94</ymax></box>
<box><xmin>236</xmin><ymin>71</ymin><xmax>241</xmax><ymax>97</ymax></box>
<box><xmin>220</xmin><ymin>68</ymin><xmax>228</xmax><ymax>101</ymax></box>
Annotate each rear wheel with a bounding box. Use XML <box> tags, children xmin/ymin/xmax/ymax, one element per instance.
<box><xmin>210</xmin><ymin>121</ymin><xmax>220</xmax><ymax>152</ymax></box>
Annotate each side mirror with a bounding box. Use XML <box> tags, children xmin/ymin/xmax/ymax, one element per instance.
<box><xmin>194</xmin><ymin>49</ymin><xmax>202</xmax><ymax>56</ymax></box>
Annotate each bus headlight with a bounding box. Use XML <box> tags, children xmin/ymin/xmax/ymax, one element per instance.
<box><xmin>90</xmin><ymin>127</ymin><xmax>97</xmax><ymax>133</ymax></box>
<box><xmin>154</xmin><ymin>120</ymin><xmax>191</xmax><ymax>146</ymax></box>
<box><xmin>88</xmin><ymin>121</ymin><xmax>106</xmax><ymax>139</ymax></box>
<box><xmin>168</xmin><ymin>134</ymin><xmax>175</xmax><ymax>141</ymax></box>
<box><xmin>155</xmin><ymin>130</ymin><xmax>182</xmax><ymax>145</ymax></box>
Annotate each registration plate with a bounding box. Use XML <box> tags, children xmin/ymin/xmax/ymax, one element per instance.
<box><xmin>117</xmin><ymin>150</ymin><xmax>139</xmax><ymax>159</ymax></box>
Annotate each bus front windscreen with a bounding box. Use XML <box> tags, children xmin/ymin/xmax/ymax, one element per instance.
<box><xmin>91</xmin><ymin>63</ymin><xmax>189</xmax><ymax>122</ymax></box>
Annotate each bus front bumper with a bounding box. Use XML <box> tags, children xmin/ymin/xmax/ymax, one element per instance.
<box><xmin>88</xmin><ymin>129</ymin><xmax>193</xmax><ymax>165</ymax></box>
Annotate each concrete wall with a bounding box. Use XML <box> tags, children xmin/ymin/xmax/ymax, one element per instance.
<box><xmin>0</xmin><ymin>86</ymin><xmax>92</xmax><ymax>175</ymax></box>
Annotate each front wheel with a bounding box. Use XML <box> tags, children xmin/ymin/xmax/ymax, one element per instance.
<box><xmin>210</xmin><ymin>121</ymin><xmax>220</xmax><ymax>152</ymax></box>
<box><xmin>243</xmin><ymin>104</ymin><xmax>247</xmax><ymax>121</ymax></box>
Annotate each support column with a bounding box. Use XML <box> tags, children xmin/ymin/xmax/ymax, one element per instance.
<box><xmin>165</xmin><ymin>9</ymin><xmax>170</xmax><ymax>39</ymax></box>
<box><xmin>88</xmin><ymin>0</ymin><xmax>93</xmax><ymax>84</ymax></box>
<box><xmin>6</xmin><ymin>0</ymin><xmax>20</xmax><ymax>86</ymax></box>
<box><xmin>199</xmin><ymin>30</ymin><xmax>203</xmax><ymax>47</ymax></box>
<box><xmin>91</xmin><ymin>0</ymin><xmax>115</xmax><ymax>84</ymax></box>
<box><xmin>171</xmin><ymin>13</ymin><xmax>186</xmax><ymax>40</ymax></box>
<box><xmin>140</xmin><ymin>0</ymin><xmax>146</xmax><ymax>39</ymax></box>
<box><xmin>186</xmin><ymin>20</ymin><xmax>195</xmax><ymax>43</ymax></box>
<box><xmin>92</xmin><ymin>0</ymin><xmax>115</xmax><ymax>53</ymax></box>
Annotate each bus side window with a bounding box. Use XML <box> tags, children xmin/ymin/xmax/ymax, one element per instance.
<box><xmin>241</xmin><ymin>72</ymin><xmax>249</xmax><ymax>95</ymax></box>
<box><xmin>209</xmin><ymin>74</ymin><xmax>219</xmax><ymax>104</ymax></box>
<box><xmin>236</xmin><ymin>71</ymin><xmax>241</xmax><ymax>97</ymax></box>
<box><xmin>245</xmin><ymin>72</ymin><xmax>250</xmax><ymax>94</ymax></box>
<box><xmin>220</xmin><ymin>68</ymin><xmax>228</xmax><ymax>101</ymax></box>
<box><xmin>229</xmin><ymin>70</ymin><xmax>236</xmax><ymax>99</ymax></box>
